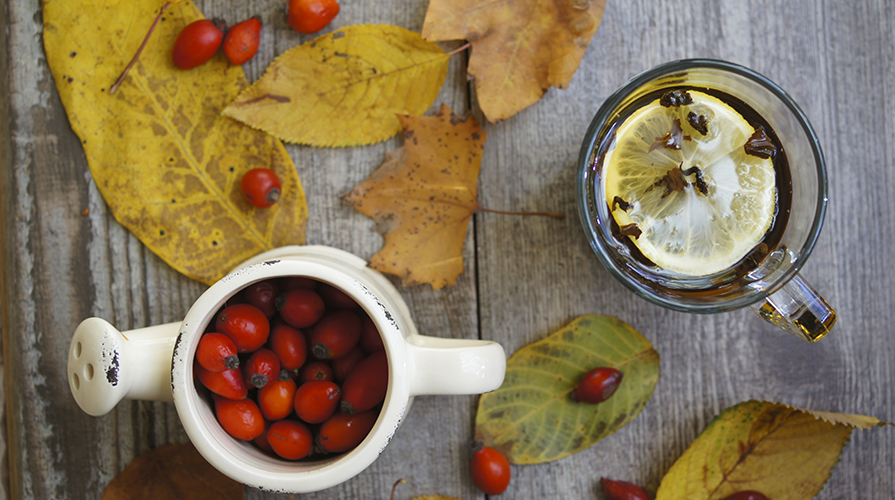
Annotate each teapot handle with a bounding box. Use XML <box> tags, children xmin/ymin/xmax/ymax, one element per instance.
<box><xmin>68</xmin><ymin>318</ymin><xmax>181</xmax><ymax>416</ymax></box>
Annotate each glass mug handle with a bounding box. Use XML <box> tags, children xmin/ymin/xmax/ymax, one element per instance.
<box><xmin>751</xmin><ymin>275</ymin><xmax>837</xmax><ymax>342</ymax></box>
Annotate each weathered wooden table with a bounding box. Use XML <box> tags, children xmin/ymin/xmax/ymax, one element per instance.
<box><xmin>2</xmin><ymin>0</ymin><xmax>893</xmax><ymax>498</ymax></box>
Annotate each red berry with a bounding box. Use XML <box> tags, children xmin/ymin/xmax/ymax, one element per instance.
<box><xmin>316</xmin><ymin>410</ymin><xmax>377</xmax><ymax>453</ymax></box>
<box><xmin>242</xmin><ymin>348</ymin><xmax>281</xmax><ymax>389</ymax></box>
<box><xmin>268</xmin><ymin>322</ymin><xmax>308</xmax><ymax>371</ymax></box>
<box><xmin>266</xmin><ymin>419</ymin><xmax>313</xmax><ymax>460</ymax></box>
<box><xmin>258</xmin><ymin>370</ymin><xmax>297</xmax><ymax>421</ymax></box>
<box><xmin>172</xmin><ymin>19</ymin><xmax>225</xmax><ymax>70</ymax></box>
<box><xmin>723</xmin><ymin>492</ymin><xmax>770</xmax><ymax>500</ymax></box>
<box><xmin>214</xmin><ymin>395</ymin><xmax>264</xmax><ymax>440</ymax></box>
<box><xmin>215</xmin><ymin>303</ymin><xmax>270</xmax><ymax>353</ymax></box>
<box><xmin>358</xmin><ymin>313</ymin><xmax>383</xmax><ymax>353</ymax></box>
<box><xmin>299</xmin><ymin>361</ymin><xmax>334</xmax><ymax>383</ymax></box>
<box><xmin>600</xmin><ymin>478</ymin><xmax>651</xmax><ymax>500</ymax></box>
<box><xmin>253</xmin><ymin>420</ymin><xmax>275</xmax><ymax>454</ymax></box>
<box><xmin>572</xmin><ymin>367</ymin><xmax>623</xmax><ymax>404</ymax></box>
<box><xmin>286</xmin><ymin>0</ymin><xmax>340</xmax><ymax>34</ymax></box>
<box><xmin>470</xmin><ymin>442</ymin><xmax>511</xmax><ymax>495</ymax></box>
<box><xmin>317</xmin><ymin>283</ymin><xmax>357</xmax><ymax>310</ymax></box>
<box><xmin>340</xmin><ymin>350</ymin><xmax>387</xmax><ymax>414</ymax></box>
<box><xmin>223</xmin><ymin>17</ymin><xmax>261</xmax><ymax>65</ymax></box>
<box><xmin>241</xmin><ymin>168</ymin><xmax>282</xmax><ymax>208</ymax></box>
<box><xmin>196</xmin><ymin>365</ymin><xmax>248</xmax><ymax>400</ymax></box>
<box><xmin>310</xmin><ymin>310</ymin><xmax>362</xmax><ymax>359</ymax></box>
<box><xmin>196</xmin><ymin>332</ymin><xmax>239</xmax><ymax>372</ymax></box>
<box><xmin>294</xmin><ymin>380</ymin><xmax>341</xmax><ymax>424</ymax></box>
<box><xmin>331</xmin><ymin>347</ymin><xmax>365</xmax><ymax>381</ymax></box>
<box><xmin>243</xmin><ymin>280</ymin><xmax>280</xmax><ymax>318</ymax></box>
<box><xmin>276</xmin><ymin>288</ymin><xmax>326</xmax><ymax>328</ymax></box>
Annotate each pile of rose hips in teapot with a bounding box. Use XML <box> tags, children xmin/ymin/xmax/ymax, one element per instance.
<box><xmin>193</xmin><ymin>276</ymin><xmax>387</xmax><ymax>461</ymax></box>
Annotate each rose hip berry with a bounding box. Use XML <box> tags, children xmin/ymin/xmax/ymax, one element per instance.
<box><xmin>196</xmin><ymin>365</ymin><xmax>248</xmax><ymax>400</ymax></box>
<box><xmin>276</xmin><ymin>288</ymin><xmax>325</xmax><ymax>328</ymax></box>
<box><xmin>600</xmin><ymin>478</ymin><xmax>651</xmax><ymax>500</ymax></box>
<box><xmin>214</xmin><ymin>395</ymin><xmax>265</xmax><ymax>440</ymax></box>
<box><xmin>241</xmin><ymin>168</ymin><xmax>282</xmax><ymax>209</ymax></box>
<box><xmin>242</xmin><ymin>348</ymin><xmax>281</xmax><ymax>389</ymax></box>
<box><xmin>299</xmin><ymin>361</ymin><xmax>334</xmax><ymax>383</ymax></box>
<box><xmin>222</xmin><ymin>17</ymin><xmax>261</xmax><ymax>65</ymax></box>
<box><xmin>309</xmin><ymin>310</ymin><xmax>362</xmax><ymax>359</ymax></box>
<box><xmin>572</xmin><ymin>367</ymin><xmax>623</xmax><ymax>404</ymax></box>
<box><xmin>294</xmin><ymin>380</ymin><xmax>341</xmax><ymax>424</ymax></box>
<box><xmin>258</xmin><ymin>371</ymin><xmax>297</xmax><ymax>421</ymax></box>
<box><xmin>286</xmin><ymin>0</ymin><xmax>340</xmax><ymax>34</ymax></box>
<box><xmin>470</xmin><ymin>442</ymin><xmax>511</xmax><ymax>495</ymax></box>
<box><xmin>266</xmin><ymin>419</ymin><xmax>314</xmax><ymax>460</ymax></box>
<box><xmin>172</xmin><ymin>19</ymin><xmax>225</xmax><ymax>70</ymax></box>
<box><xmin>243</xmin><ymin>280</ymin><xmax>280</xmax><ymax>318</ymax></box>
<box><xmin>331</xmin><ymin>347</ymin><xmax>364</xmax><ymax>381</ymax></box>
<box><xmin>196</xmin><ymin>332</ymin><xmax>239</xmax><ymax>372</ymax></box>
<box><xmin>316</xmin><ymin>410</ymin><xmax>377</xmax><ymax>453</ymax></box>
<box><xmin>268</xmin><ymin>322</ymin><xmax>308</xmax><ymax>371</ymax></box>
<box><xmin>340</xmin><ymin>350</ymin><xmax>387</xmax><ymax>414</ymax></box>
<box><xmin>215</xmin><ymin>303</ymin><xmax>270</xmax><ymax>353</ymax></box>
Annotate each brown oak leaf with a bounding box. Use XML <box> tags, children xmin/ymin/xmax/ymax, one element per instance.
<box><xmin>102</xmin><ymin>443</ymin><xmax>242</xmax><ymax>500</ymax></box>
<box><xmin>422</xmin><ymin>0</ymin><xmax>606</xmax><ymax>122</ymax></box>
<box><xmin>342</xmin><ymin>103</ymin><xmax>486</xmax><ymax>290</ymax></box>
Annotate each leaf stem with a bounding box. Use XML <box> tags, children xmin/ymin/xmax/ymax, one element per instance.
<box><xmin>447</xmin><ymin>42</ymin><xmax>471</xmax><ymax>57</ymax></box>
<box><xmin>110</xmin><ymin>1</ymin><xmax>171</xmax><ymax>95</ymax></box>
<box><xmin>390</xmin><ymin>478</ymin><xmax>406</xmax><ymax>500</ymax></box>
<box><xmin>477</xmin><ymin>207</ymin><xmax>565</xmax><ymax>219</ymax></box>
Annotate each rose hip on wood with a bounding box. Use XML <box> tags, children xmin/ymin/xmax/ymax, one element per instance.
<box><xmin>172</xmin><ymin>19</ymin><xmax>225</xmax><ymax>70</ymax></box>
<box><xmin>572</xmin><ymin>367</ymin><xmax>623</xmax><ymax>404</ymax></box>
<box><xmin>600</xmin><ymin>478</ymin><xmax>651</xmax><ymax>500</ymax></box>
<box><xmin>222</xmin><ymin>17</ymin><xmax>261</xmax><ymax>65</ymax></box>
<box><xmin>286</xmin><ymin>0</ymin><xmax>340</xmax><ymax>34</ymax></box>
<box><xmin>469</xmin><ymin>442</ymin><xmax>511</xmax><ymax>495</ymax></box>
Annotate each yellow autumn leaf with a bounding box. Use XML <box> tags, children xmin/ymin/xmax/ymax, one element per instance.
<box><xmin>222</xmin><ymin>25</ymin><xmax>451</xmax><ymax>147</ymax></box>
<box><xmin>43</xmin><ymin>0</ymin><xmax>308</xmax><ymax>285</ymax></box>
<box><xmin>656</xmin><ymin>400</ymin><xmax>888</xmax><ymax>500</ymax></box>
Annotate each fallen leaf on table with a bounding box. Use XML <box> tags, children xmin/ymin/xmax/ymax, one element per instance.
<box><xmin>102</xmin><ymin>443</ymin><xmax>242</xmax><ymax>500</ymax></box>
<box><xmin>223</xmin><ymin>24</ymin><xmax>451</xmax><ymax>147</ymax></box>
<box><xmin>43</xmin><ymin>0</ymin><xmax>308</xmax><ymax>285</ymax></box>
<box><xmin>656</xmin><ymin>400</ymin><xmax>888</xmax><ymax>500</ymax></box>
<box><xmin>342</xmin><ymin>103</ymin><xmax>486</xmax><ymax>290</ymax></box>
<box><xmin>475</xmin><ymin>315</ymin><xmax>659</xmax><ymax>464</ymax></box>
<box><xmin>422</xmin><ymin>0</ymin><xmax>606</xmax><ymax>122</ymax></box>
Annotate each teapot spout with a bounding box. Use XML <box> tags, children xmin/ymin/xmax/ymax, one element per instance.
<box><xmin>68</xmin><ymin>318</ymin><xmax>181</xmax><ymax>416</ymax></box>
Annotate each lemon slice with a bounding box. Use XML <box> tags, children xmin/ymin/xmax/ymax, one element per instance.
<box><xmin>602</xmin><ymin>90</ymin><xmax>777</xmax><ymax>276</ymax></box>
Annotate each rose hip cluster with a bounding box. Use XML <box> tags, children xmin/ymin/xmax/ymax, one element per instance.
<box><xmin>193</xmin><ymin>276</ymin><xmax>387</xmax><ymax>461</ymax></box>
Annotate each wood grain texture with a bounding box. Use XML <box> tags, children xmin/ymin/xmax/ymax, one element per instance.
<box><xmin>1</xmin><ymin>0</ymin><xmax>893</xmax><ymax>499</ymax></box>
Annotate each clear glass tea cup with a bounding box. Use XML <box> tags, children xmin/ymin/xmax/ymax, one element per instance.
<box><xmin>577</xmin><ymin>59</ymin><xmax>835</xmax><ymax>342</ymax></box>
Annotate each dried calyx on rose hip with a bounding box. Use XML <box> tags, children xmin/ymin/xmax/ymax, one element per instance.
<box><xmin>600</xmin><ymin>477</ymin><xmax>651</xmax><ymax>500</ymax></box>
<box><xmin>723</xmin><ymin>491</ymin><xmax>771</xmax><ymax>500</ymax></box>
<box><xmin>572</xmin><ymin>366</ymin><xmax>623</xmax><ymax>404</ymax></box>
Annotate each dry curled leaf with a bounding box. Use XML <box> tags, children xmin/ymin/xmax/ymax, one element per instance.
<box><xmin>342</xmin><ymin>103</ymin><xmax>486</xmax><ymax>289</ymax></box>
<box><xmin>223</xmin><ymin>24</ymin><xmax>451</xmax><ymax>147</ymax></box>
<box><xmin>102</xmin><ymin>443</ymin><xmax>242</xmax><ymax>500</ymax></box>
<box><xmin>44</xmin><ymin>0</ymin><xmax>308</xmax><ymax>285</ymax></box>
<box><xmin>656</xmin><ymin>400</ymin><xmax>888</xmax><ymax>500</ymax></box>
<box><xmin>475</xmin><ymin>315</ymin><xmax>659</xmax><ymax>464</ymax></box>
<box><xmin>422</xmin><ymin>0</ymin><xmax>606</xmax><ymax>122</ymax></box>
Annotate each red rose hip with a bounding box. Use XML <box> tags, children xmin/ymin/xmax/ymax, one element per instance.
<box><xmin>572</xmin><ymin>367</ymin><xmax>623</xmax><ymax>404</ymax></box>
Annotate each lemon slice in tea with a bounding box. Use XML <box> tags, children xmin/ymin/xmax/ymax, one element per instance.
<box><xmin>602</xmin><ymin>90</ymin><xmax>777</xmax><ymax>276</ymax></box>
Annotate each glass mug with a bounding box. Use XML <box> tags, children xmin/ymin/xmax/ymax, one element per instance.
<box><xmin>577</xmin><ymin>59</ymin><xmax>835</xmax><ymax>342</ymax></box>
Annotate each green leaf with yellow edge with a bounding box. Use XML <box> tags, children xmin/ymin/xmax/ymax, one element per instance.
<box><xmin>656</xmin><ymin>400</ymin><xmax>888</xmax><ymax>500</ymax></box>
<box><xmin>43</xmin><ymin>0</ymin><xmax>307</xmax><ymax>285</ymax></box>
<box><xmin>222</xmin><ymin>24</ymin><xmax>450</xmax><ymax>147</ymax></box>
<box><xmin>475</xmin><ymin>314</ymin><xmax>659</xmax><ymax>464</ymax></box>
